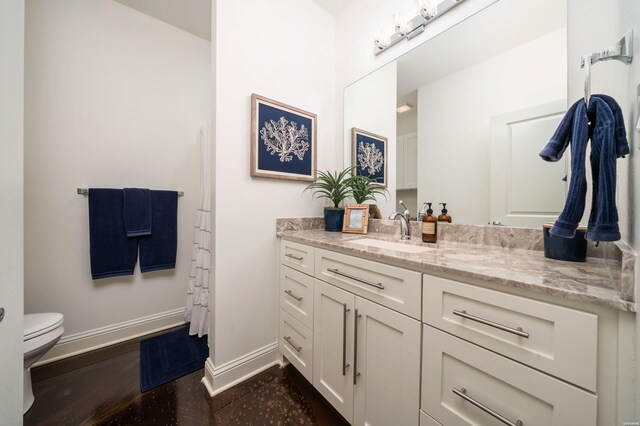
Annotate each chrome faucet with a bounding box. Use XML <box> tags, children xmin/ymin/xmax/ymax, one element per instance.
<box><xmin>389</xmin><ymin>200</ymin><xmax>411</xmax><ymax>240</ymax></box>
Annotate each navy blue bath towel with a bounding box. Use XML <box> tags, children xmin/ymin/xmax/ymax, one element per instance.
<box><xmin>139</xmin><ymin>190</ymin><xmax>178</xmax><ymax>273</ymax></box>
<box><xmin>123</xmin><ymin>188</ymin><xmax>152</xmax><ymax>237</ymax></box>
<box><xmin>88</xmin><ymin>189</ymin><xmax>138</xmax><ymax>279</ymax></box>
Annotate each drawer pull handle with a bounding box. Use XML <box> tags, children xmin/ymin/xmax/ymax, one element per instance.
<box><xmin>285</xmin><ymin>253</ymin><xmax>304</xmax><ymax>261</ymax></box>
<box><xmin>327</xmin><ymin>268</ymin><xmax>385</xmax><ymax>290</ymax></box>
<box><xmin>453</xmin><ymin>310</ymin><xmax>529</xmax><ymax>338</ymax></box>
<box><xmin>453</xmin><ymin>387</ymin><xmax>523</xmax><ymax>426</ymax></box>
<box><xmin>353</xmin><ymin>309</ymin><xmax>361</xmax><ymax>385</ymax></box>
<box><xmin>284</xmin><ymin>336</ymin><xmax>302</xmax><ymax>352</ymax></box>
<box><xmin>284</xmin><ymin>289</ymin><xmax>303</xmax><ymax>302</ymax></box>
<box><xmin>342</xmin><ymin>303</ymin><xmax>350</xmax><ymax>376</ymax></box>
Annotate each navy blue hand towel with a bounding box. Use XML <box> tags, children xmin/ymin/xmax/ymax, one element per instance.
<box><xmin>540</xmin><ymin>95</ymin><xmax>629</xmax><ymax>162</ymax></box>
<box><xmin>123</xmin><ymin>188</ymin><xmax>152</xmax><ymax>237</ymax></box>
<box><xmin>540</xmin><ymin>98</ymin><xmax>625</xmax><ymax>242</ymax></box>
<box><xmin>585</xmin><ymin>98</ymin><xmax>622</xmax><ymax>241</ymax></box>
<box><xmin>139</xmin><ymin>190</ymin><xmax>178</xmax><ymax>273</ymax></box>
<box><xmin>593</xmin><ymin>94</ymin><xmax>630</xmax><ymax>158</ymax></box>
<box><xmin>88</xmin><ymin>189</ymin><xmax>138</xmax><ymax>279</ymax></box>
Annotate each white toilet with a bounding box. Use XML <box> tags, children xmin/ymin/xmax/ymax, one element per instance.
<box><xmin>23</xmin><ymin>312</ymin><xmax>64</xmax><ymax>414</ymax></box>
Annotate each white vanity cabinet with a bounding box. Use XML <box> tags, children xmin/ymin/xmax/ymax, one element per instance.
<box><xmin>279</xmin><ymin>239</ymin><xmax>633</xmax><ymax>426</ymax></box>
<box><xmin>279</xmin><ymin>242</ymin><xmax>422</xmax><ymax>425</ymax></box>
<box><xmin>420</xmin><ymin>274</ymin><xmax>616</xmax><ymax>426</ymax></box>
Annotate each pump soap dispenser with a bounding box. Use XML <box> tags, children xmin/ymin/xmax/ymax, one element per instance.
<box><xmin>421</xmin><ymin>203</ymin><xmax>437</xmax><ymax>243</ymax></box>
<box><xmin>438</xmin><ymin>203</ymin><xmax>452</xmax><ymax>223</ymax></box>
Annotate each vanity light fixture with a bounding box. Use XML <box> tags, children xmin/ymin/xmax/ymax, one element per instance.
<box><xmin>374</xmin><ymin>0</ymin><xmax>466</xmax><ymax>55</ymax></box>
<box><xmin>374</xmin><ymin>13</ymin><xmax>407</xmax><ymax>53</ymax></box>
<box><xmin>396</xmin><ymin>103</ymin><xmax>414</xmax><ymax>113</ymax></box>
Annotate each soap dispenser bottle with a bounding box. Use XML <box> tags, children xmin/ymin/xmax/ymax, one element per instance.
<box><xmin>417</xmin><ymin>202</ymin><xmax>428</xmax><ymax>221</ymax></box>
<box><xmin>421</xmin><ymin>203</ymin><xmax>438</xmax><ymax>243</ymax></box>
<box><xmin>438</xmin><ymin>203</ymin><xmax>452</xmax><ymax>223</ymax></box>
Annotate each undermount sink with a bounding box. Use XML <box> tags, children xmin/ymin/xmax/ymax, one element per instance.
<box><xmin>349</xmin><ymin>238</ymin><xmax>434</xmax><ymax>254</ymax></box>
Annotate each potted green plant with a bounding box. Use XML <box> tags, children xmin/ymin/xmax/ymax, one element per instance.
<box><xmin>304</xmin><ymin>167</ymin><xmax>353</xmax><ymax>231</ymax></box>
<box><xmin>347</xmin><ymin>174</ymin><xmax>389</xmax><ymax>205</ymax></box>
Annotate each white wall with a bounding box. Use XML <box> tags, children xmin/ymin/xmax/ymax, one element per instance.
<box><xmin>417</xmin><ymin>29</ymin><xmax>567</xmax><ymax>225</ymax></box>
<box><xmin>568</xmin><ymin>1</ymin><xmax>640</xmax><ymax>418</ymax></box>
<box><xmin>0</xmin><ymin>0</ymin><xmax>24</xmax><ymax>421</ymax></box>
<box><xmin>397</xmin><ymin>109</ymin><xmax>417</xmax><ymax>136</ymax></box>
<box><xmin>344</xmin><ymin>62</ymin><xmax>397</xmax><ymax>217</ymax></box>
<box><xmin>613</xmin><ymin>2</ymin><xmax>640</xmax><ymax>419</ymax></box>
<box><xmin>210</xmin><ymin>0</ymin><xmax>336</xmax><ymax>382</ymax></box>
<box><xmin>24</xmin><ymin>0</ymin><xmax>211</xmax><ymax>352</ymax></box>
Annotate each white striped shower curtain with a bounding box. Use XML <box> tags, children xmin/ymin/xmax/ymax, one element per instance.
<box><xmin>185</xmin><ymin>121</ymin><xmax>211</xmax><ymax>337</ymax></box>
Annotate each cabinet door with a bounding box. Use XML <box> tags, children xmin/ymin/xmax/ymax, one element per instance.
<box><xmin>313</xmin><ymin>280</ymin><xmax>355</xmax><ymax>423</ymax></box>
<box><xmin>403</xmin><ymin>133</ymin><xmax>417</xmax><ymax>189</ymax></box>
<box><xmin>396</xmin><ymin>135</ymin><xmax>405</xmax><ymax>189</ymax></box>
<box><xmin>354</xmin><ymin>296</ymin><xmax>421</xmax><ymax>426</ymax></box>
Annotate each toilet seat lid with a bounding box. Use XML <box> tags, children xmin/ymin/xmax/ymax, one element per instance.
<box><xmin>24</xmin><ymin>313</ymin><xmax>64</xmax><ymax>341</ymax></box>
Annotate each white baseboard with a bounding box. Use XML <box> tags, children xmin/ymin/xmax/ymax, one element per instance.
<box><xmin>36</xmin><ymin>308</ymin><xmax>187</xmax><ymax>366</ymax></box>
<box><xmin>202</xmin><ymin>342</ymin><xmax>280</xmax><ymax>397</ymax></box>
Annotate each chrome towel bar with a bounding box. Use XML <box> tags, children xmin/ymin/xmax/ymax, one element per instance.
<box><xmin>77</xmin><ymin>188</ymin><xmax>184</xmax><ymax>197</ymax></box>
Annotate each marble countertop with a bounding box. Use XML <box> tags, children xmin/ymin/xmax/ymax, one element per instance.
<box><xmin>278</xmin><ymin>229</ymin><xmax>636</xmax><ymax>312</ymax></box>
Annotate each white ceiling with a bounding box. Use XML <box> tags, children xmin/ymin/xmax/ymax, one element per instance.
<box><xmin>114</xmin><ymin>0</ymin><xmax>211</xmax><ymax>41</ymax></box>
<box><xmin>114</xmin><ymin>0</ymin><xmax>350</xmax><ymax>39</ymax></box>
<box><xmin>312</xmin><ymin>0</ymin><xmax>354</xmax><ymax>17</ymax></box>
<box><xmin>397</xmin><ymin>0</ymin><xmax>567</xmax><ymax>98</ymax></box>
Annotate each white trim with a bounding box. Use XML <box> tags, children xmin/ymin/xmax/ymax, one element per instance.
<box><xmin>36</xmin><ymin>308</ymin><xmax>187</xmax><ymax>366</ymax></box>
<box><xmin>202</xmin><ymin>357</ymin><xmax>215</xmax><ymax>395</ymax></box>
<box><xmin>201</xmin><ymin>342</ymin><xmax>280</xmax><ymax>397</ymax></box>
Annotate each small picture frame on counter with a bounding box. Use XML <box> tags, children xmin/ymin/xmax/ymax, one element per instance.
<box><xmin>342</xmin><ymin>204</ymin><xmax>370</xmax><ymax>234</ymax></box>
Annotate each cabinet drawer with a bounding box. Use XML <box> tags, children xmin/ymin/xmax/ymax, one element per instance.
<box><xmin>281</xmin><ymin>240</ymin><xmax>314</xmax><ymax>275</ymax></box>
<box><xmin>279</xmin><ymin>309</ymin><xmax>313</xmax><ymax>382</ymax></box>
<box><xmin>315</xmin><ymin>248</ymin><xmax>422</xmax><ymax>320</ymax></box>
<box><xmin>280</xmin><ymin>266</ymin><xmax>314</xmax><ymax>330</ymax></box>
<box><xmin>422</xmin><ymin>275</ymin><xmax>598</xmax><ymax>391</ymax></box>
<box><xmin>422</xmin><ymin>326</ymin><xmax>597</xmax><ymax>426</ymax></box>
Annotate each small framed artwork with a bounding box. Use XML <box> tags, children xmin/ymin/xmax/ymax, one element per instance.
<box><xmin>251</xmin><ymin>94</ymin><xmax>317</xmax><ymax>181</ymax></box>
<box><xmin>342</xmin><ymin>204</ymin><xmax>370</xmax><ymax>234</ymax></box>
<box><xmin>352</xmin><ymin>127</ymin><xmax>387</xmax><ymax>187</ymax></box>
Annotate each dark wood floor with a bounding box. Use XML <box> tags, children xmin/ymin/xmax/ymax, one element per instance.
<box><xmin>24</xmin><ymin>329</ymin><xmax>349</xmax><ymax>425</ymax></box>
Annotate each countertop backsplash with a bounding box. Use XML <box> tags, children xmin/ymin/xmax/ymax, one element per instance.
<box><xmin>277</xmin><ymin>217</ymin><xmax>626</xmax><ymax>260</ymax></box>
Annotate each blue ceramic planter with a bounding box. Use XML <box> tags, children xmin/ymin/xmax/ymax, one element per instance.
<box><xmin>324</xmin><ymin>208</ymin><xmax>344</xmax><ymax>232</ymax></box>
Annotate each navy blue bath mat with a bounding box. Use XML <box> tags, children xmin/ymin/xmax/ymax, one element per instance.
<box><xmin>140</xmin><ymin>327</ymin><xmax>208</xmax><ymax>392</ymax></box>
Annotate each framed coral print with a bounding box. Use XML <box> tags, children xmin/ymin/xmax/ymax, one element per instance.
<box><xmin>251</xmin><ymin>94</ymin><xmax>317</xmax><ymax>181</ymax></box>
<box><xmin>351</xmin><ymin>128</ymin><xmax>387</xmax><ymax>187</ymax></box>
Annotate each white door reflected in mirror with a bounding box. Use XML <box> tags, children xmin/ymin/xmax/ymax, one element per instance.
<box><xmin>490</xmin><ymin>101</ymin><xmax>568</xmax><ymax>228</ymax></box>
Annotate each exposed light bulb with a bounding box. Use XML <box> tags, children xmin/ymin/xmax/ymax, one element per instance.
<box><xmin>393</xmin><ymin>13</ymin><xmax>401</xmax><ymax>30</ymax></box>
<box><xmin>404</xmin><ymin>21</ymin><xmax>414</xmax><ymax>34</ymax></box>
